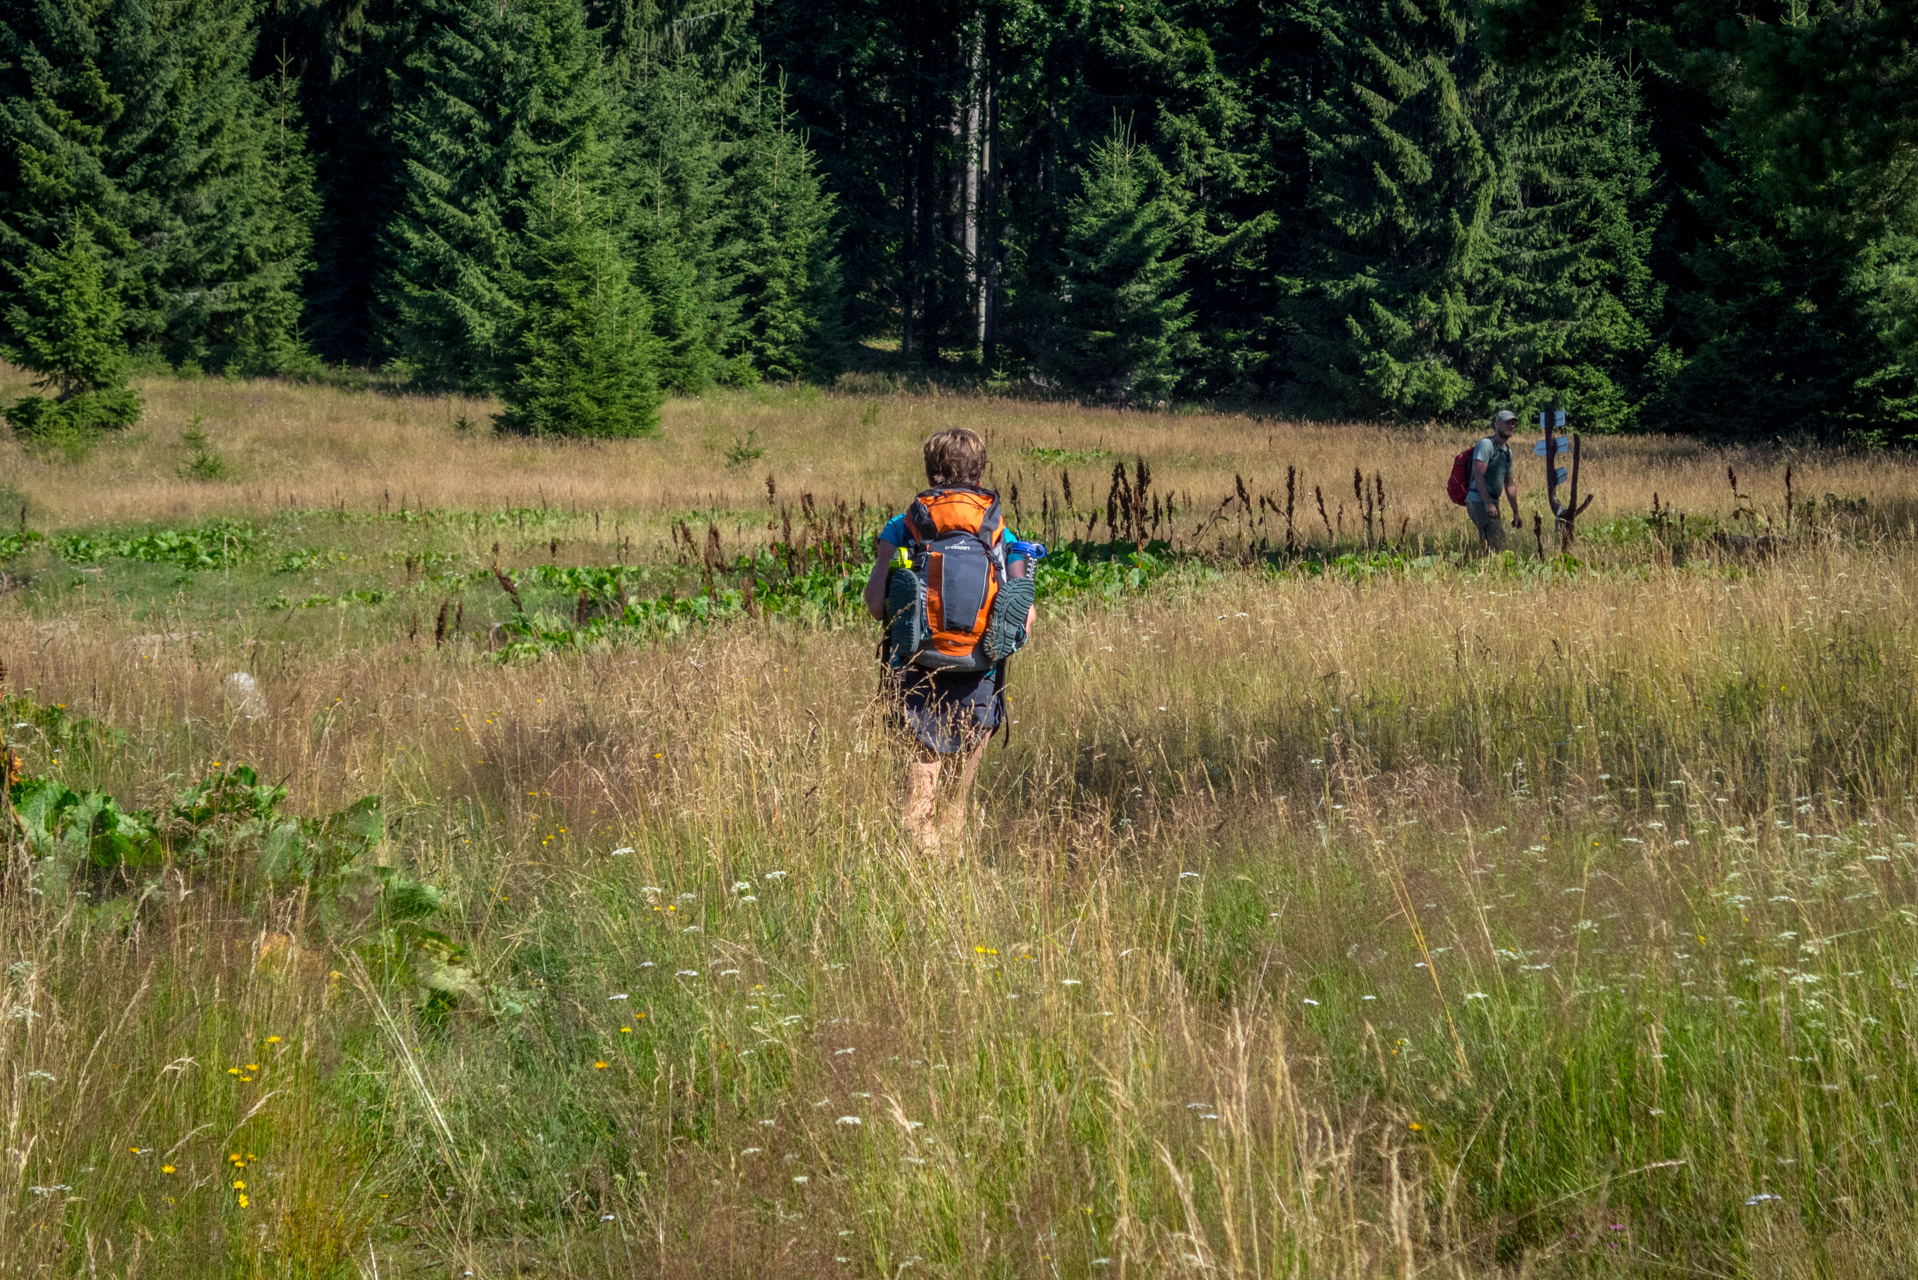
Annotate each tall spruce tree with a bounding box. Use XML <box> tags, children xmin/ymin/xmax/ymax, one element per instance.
<box><xmin>609</xmin><ymin>2</ymin><xmax>848</xmax><ymax>388</ymax></box>
<box><xmin>254</xmin><ymin>0</ymin><xmax>420</xmax><ymax>365</ymax></box>
<box><xmin>379</xmin><ymin>0</ymin><xmax>519</xmax><ymax>386</ymax></box>
<box><xmin>998</xmin><ymin>0</ymin><xmax>1252</xmax><ymax>393</ymax></box>
<box><xmin>1475</xmin><ymin>54</ymin><xmax>1662</xmax><ymax>430</ymax></box>
<box><xmin>0</xmin><ymin>0</ymin><xmax>317</xmax><ymax>373</ymax></box>
<box><xmin>1480</xmin><ymin>0</ymin><xmax>1918</xmax><ymax>440</ymax></box>
<box><xmin>497</xmin><ymin>179</ymin><xmax>660</xmax><ymax>436</ymax></box>
<box><xmin>723</xmin><ymin>78</ymin><xmax>844</xmax><ymax>381</ymax></box>
<box><xmin>1285</xmin><ymin>0</ymin><xmax>1499</xmax><ymax>420</ymax></box>
<box><xmin>1032</xmin><ymin>121</ymin><xmax>1191</xmax><ymax>403</ymax></box>
<box><xmin>1175</xmin><ymin>0</ymin><xmax>1341</xmax><ymax>401</ymax></box>
<box><xmin>1668</xmin><ymin>8</ymin><xmax>1918</xmax><ymax>440</ymax></box>
<box><xmin>223</xmin><ymin>50</ymin><xmax>320</xmax><ymax>374</ymax></box>
<box><xmin>616</xmin><ymin>53</ymin><xmax>739</xmax><ymax>392</ymax></box>
<box><xmin>381</xmin><ymin>0</ymin><xmax>621</xmax><ymax>391</ymax></box>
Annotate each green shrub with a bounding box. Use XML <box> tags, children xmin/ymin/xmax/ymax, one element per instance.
<box><xmin>4</xmin><ymin>387</ymin><xmax>142</xmax><ymax>458</ymax></box>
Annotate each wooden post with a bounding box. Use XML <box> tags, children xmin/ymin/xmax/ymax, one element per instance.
<box><xmin>1561</xmin><ymin>434</ymin><xmax>1595</xmax><ymax>550</ymax></box>
<box><xmin>1543</xmin><ymin>401</ymin><xmax>1560</xmax><ymax>519</ymax></box>
<box><xmin>1565</xmin><ymin>433</ymin><xmax>1582</xmax><ymax>551</ymax></box>
<box><xmin>1539</xmin><ymin>404</ymin><xmax>1594</xmax><ymax>550</ymax></box>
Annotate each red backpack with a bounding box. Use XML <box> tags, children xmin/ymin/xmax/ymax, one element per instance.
<box><xmin>1446</xmin><ymin>438</ymin><xmax>1489</xmax><ymax>505</ymax></box>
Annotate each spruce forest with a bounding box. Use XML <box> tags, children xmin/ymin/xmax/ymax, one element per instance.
<box><xmin>3</xmin><ymin>0</ymin><xmax>1914</xmax><ymax>440</ymax></box>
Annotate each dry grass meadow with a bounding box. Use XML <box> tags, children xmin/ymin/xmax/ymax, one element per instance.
<box><xmin>4</xmin><ymin>368</ymin><xmax>1918</xmax><ymax>1278</ymax></box>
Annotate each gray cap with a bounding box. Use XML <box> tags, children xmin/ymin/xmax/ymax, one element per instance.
<box><xmin>1492</xmin><ymin>409</ymin><xmax>1518</xmax><ymax>425</ymax></box>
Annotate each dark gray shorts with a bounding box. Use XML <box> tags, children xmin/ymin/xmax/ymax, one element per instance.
<box><xmin>891</xmin><ymin>667</ymin><xmax>1003</xmax><ymax>755</ymax></box>
<box><xmin>1467</xmin><ymin>502</ymin><xmax>1509</xmax><ymax>551</ymax></box>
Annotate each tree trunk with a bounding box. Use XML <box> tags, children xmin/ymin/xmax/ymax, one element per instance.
<box><xmin>963</xmin><ymin>24</ymin><xmax>983</xmax><ymax>357</ymax></box>
<box><xmin>916</xmin><ymin>35</ymin><xmax>940</xmax><ymax>365</ymax></box>
<box><xmin>983</xmin><ymin>9</ymin><xmax>1001</xmax><ymax>368</ymax></box>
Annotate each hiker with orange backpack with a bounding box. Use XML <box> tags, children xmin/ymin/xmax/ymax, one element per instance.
<box><xmin>1448</xmin><ymin>409</ymin><xmax>1522</xmax><ymax>552</ymax></box>
<box><xmin>862</xmin><ymin>428</ymin><xmax>1039</xmax><ymax>856</ymax></box>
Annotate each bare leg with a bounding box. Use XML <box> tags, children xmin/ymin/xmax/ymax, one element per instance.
<box><xmin>937</xmin><ymin>731</ymin><xmax>992</xmax><ymax>851</ymax></box>
<box><xmin>904</xmin><ymin>760</ymin><xmax>941</xmax><ymax>856</ymax></box>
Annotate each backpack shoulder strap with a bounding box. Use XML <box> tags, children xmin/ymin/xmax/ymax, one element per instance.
<box><xmin>904</xmin><ymin>492</ymin><xmax>938</xmax><ymax>547</ymax></box>
<box><xmin>905</xmin><ymin>486</ymin><xmax>1002</xmax><ymax>547</ymax></box>
<box><xmin>975</xmin><ymin>491</ymin><xmax>1004</xmax><ymax>548</ymax></box>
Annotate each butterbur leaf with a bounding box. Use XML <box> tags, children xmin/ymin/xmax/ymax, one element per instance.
<box><xmin>10</xmin><ymin>778</ymin><xmax>162</xmax><ymax>871</ymax></box>
<box><xmin>10</xmin><ymin>777</ymin><xmax>80</xmax><ymax>856</ymax></box>
<box><xmin>89</xmin><ymin>829</ymin><xmax>151</xmax><ymax>870</ymax></box>
<box><xmin>7</xmin><ymin>735</ymin><xmax>377</xmax><ymax>896</ymax></box>
<box><xmin>326</xmin><ymin>796</ymin><xmax>384</xmax><ymax>856</ymax></box>
<box><xmin>377</xmin><ymin>868</ymin><xmax>443</xmax><ymax>922</ymax></box>
<box><xmin>173</xmin><ymin>766</ymin><xmax>284</xmax><ymax>824</ymax></box>
<box><xmin>409</xmin><ymin>930</ymin><xmax>484</xmax><ymax>1017</ymax></box>
<box><xmin>87</xmin><ymin>805</ymin><xmax>161</xmax><ymax>870</ymax></box>
<box><xmin>257</xmin><ymin>818</ymin><xmax>319</xmax><ymax>882</ymax></box>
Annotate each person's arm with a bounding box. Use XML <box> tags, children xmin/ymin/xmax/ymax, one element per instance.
<box><xmin>1473</xmin><ymin>449</ymin><xmax>1497</xmax><ymax>510</ymax></box>
<box><xmin>863</xmin><ymin>539</ymin><xmax>896</xmax><ymax>621</ymax></box>
<box><xmin>1506</xmin><ymin>469</ymin><xmax>1521</xmax><ymax>526</ymax></box>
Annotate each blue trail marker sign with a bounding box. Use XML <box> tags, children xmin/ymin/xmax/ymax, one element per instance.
<box><xmin>1540</xmin><ymin>403</ymin><xmax>1593</xmax><ymax>549</ymax></box>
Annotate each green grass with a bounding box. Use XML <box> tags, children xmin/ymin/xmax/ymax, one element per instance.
<box><xmin>7</xmin><ymin>414</ymin><xmax>1918</xmax><ymax>1276</ymax></box>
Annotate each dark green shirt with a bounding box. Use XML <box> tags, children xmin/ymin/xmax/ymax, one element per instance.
<box><xmin>1466</xmin><ymin>437</ymin><xmax>1513</xmax><ymax>507</ymax></box>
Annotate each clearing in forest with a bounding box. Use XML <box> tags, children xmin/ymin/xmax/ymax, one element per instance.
<box><xmin>2</xmin><ymin>375</ymin><xmax>1916</xmax><ymax>1278</ymax></box>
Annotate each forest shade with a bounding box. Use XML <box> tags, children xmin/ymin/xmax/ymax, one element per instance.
<box><xmin>1</xmin><ymin>0</ymin><xmax>1913</xmax><ymax>439</ymax></box>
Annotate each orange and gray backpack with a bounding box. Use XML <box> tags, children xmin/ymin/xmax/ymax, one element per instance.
<box><xmin>883</xmin><ymin>484</ymin><xmax>1034</xmax><ymax>673</ymax></box>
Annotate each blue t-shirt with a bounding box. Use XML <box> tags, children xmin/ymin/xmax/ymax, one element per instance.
<box><xmin>879</xmin><ymin>512</ymin><xmax>1026</xmax><ymax>561</ymax></box>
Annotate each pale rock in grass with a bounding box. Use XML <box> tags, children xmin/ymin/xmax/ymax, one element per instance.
<box><xmin>223</xmin><ymin>671</ymin><xmax>266</xmax><ymax>720</ymax></box>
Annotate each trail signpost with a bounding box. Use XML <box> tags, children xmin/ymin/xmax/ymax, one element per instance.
<box><xmin>1539</xmin><ymin>404</ymin><xmax>1592</xmax><ymax>550</ymax></box>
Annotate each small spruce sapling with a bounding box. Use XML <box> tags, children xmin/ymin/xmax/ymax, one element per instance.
<box><xmin>180</xmin><ymin>415</ymin><xmax>228</xmax><ymax>481</ymax></box>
